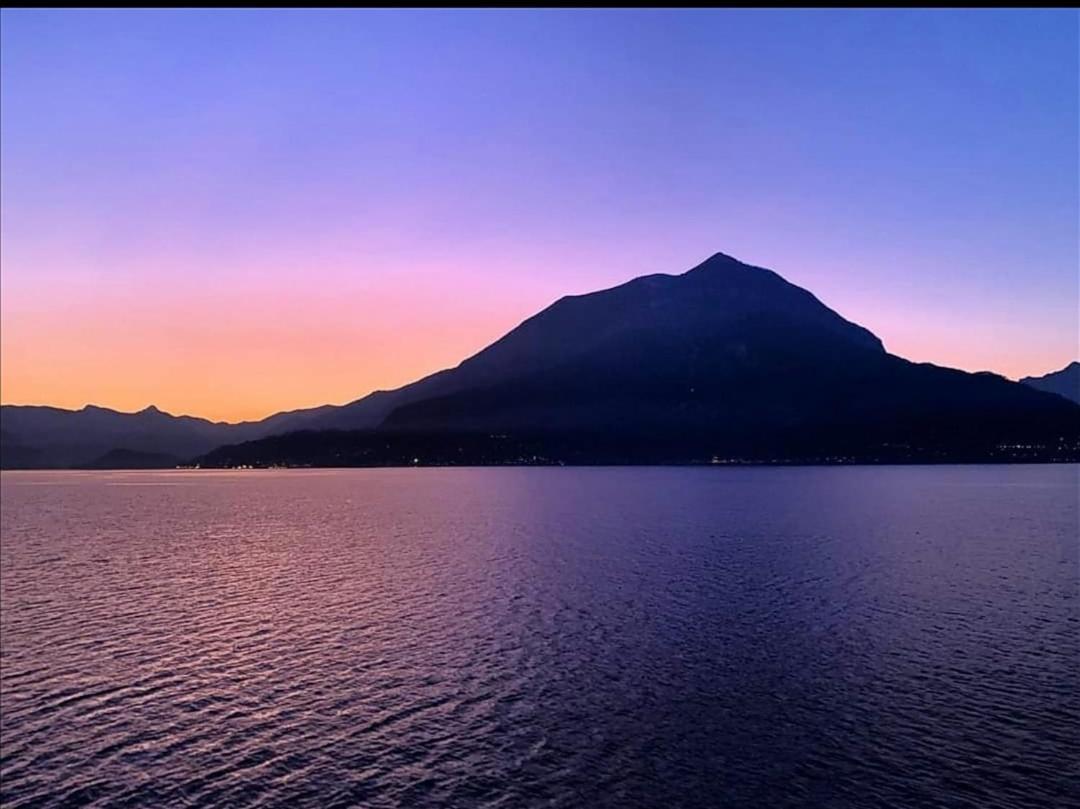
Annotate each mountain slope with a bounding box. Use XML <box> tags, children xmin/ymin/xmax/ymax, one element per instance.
<box><xmin>1021</xmin><ymin>362</ymin><xmax>1080</xmax><ymax>404</ymax></box>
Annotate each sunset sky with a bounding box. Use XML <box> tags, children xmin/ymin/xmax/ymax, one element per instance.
<box><xmin>2</xmin><ymin>8</ymin><xmax>1076</xmax><ymax>423</ymax></box>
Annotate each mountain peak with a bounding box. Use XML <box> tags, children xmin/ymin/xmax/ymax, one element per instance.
<box><xmin>684</xmin><ymin>251</ymin><xmax>746</xmax><ymax>274</ymax></box>
<box><xmin>706</xmin><ymin>250</ymin><xmax>742</xmax><ymax>264</ymax></box>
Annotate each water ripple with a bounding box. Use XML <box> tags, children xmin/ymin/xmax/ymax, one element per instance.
<box><xmin>2</xmin><ymin>466</ymin><xmax>1077</xmax><ymax>808</ymax></box>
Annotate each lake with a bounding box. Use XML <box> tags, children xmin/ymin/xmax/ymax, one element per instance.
<box><xmin>1</xmin><ymin>466</ymin><xmax>1077</xmax><ymax>808</ymax></box>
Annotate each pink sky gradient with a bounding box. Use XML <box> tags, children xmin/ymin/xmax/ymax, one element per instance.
<box><xmin>2</xmin><ymin>10</ymin><xmax>1076</xmax><ymax>422</ymax></box>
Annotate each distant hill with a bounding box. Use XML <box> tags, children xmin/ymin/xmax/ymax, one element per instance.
<box><xmin>0</xmin><ymin>395</ymin><xmax>356</xmax><ymax>468</ymax></box>
<box><xmin>196</xmin><ymin>252</ymin><xmax>1080</xmax><ymax>466</ymax></box>
<box><xmin>1020</xmin><ymin>362</ymin><xmax>1080</xmax><ymax>404</ymax></box>
<box><xmin>82</xmin><ymin>448</ymin><xmax>182</xmax><ymax>470</ymax></box>
<box><xmin>0</xmin><ymin>405</ymin><xmax>245</xmax><ymax>469</ymax></box>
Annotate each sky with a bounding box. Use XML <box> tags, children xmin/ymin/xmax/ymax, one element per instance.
<box><xmin>1</xmin><ymin>8</ymin><xmax>1077</xmax><ymax>423</ymax></box>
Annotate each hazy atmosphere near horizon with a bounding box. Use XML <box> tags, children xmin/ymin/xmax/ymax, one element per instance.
<box><xmin>1</xmin><ymin>9</ymin><xmax>1078</xmax><ymax>809</ymax></box>
<box><xmin>1</xmin><ymin>8</ymin><xmax>1077</xmax><ymax>422</ymax></box>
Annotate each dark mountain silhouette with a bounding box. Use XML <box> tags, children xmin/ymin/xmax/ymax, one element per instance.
<box><xmin>246</xmin><ymin>252</ymin><xmax>886</xmax><ymax>433</ymax></box>
<box><xmin>0</xmin><ymin>404</ymin><xmax>248</xmax><ymax>469</ymax></box>
<box><xmin>82</xmin><ymin>448</ymin><xmax>183</xmax><ymax>470</ymax></box>
<box><xmin>0</xmin><ymin>429</ymin><xmax>42</xmax><ymax>468</ymax></box>
<box><xmin>0</xmin><ymin>400</ymin><xmax>347</xmax><ymax>468</ymax></box>
<box><xmin>5</xmin><ymin>252</ymin><xmax>1078</xmax><ymax>468</ymax></box>
<box><xmin>198</xmin><ymin>253</ymin><xmax>1079</xmax><ymax>466</ymax></box>
<box><xmin>1020</xmin><ymin>362</ymin><xmax>1080</xmax><ymax>404</ymax></box>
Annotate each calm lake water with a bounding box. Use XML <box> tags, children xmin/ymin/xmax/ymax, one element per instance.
<box><xmin>1</xmin><ymin>466</ymin><xmax>1077</xmax><ymax>808</ymax></box>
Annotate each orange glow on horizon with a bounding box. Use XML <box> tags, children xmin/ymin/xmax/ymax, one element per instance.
<box><xmin>2</xmin><ymin>278</ymin><xmax>1073</xmax><ymax>423</ymax></box>
<box><xmin>0</xmin><ymin>268</ymin><xmax>555</xmax><ymax>423</ymax></box>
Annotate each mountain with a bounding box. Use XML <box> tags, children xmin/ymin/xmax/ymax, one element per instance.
<box><xmin>0</xmin><ymin>388</ymin><xmax>366</xmax><ymax>468</ymax></box>
<box><xmin>82</xmin><ymin>448</ymin><xmax>183</xmax><ymax>470</ymax></box>
<box><xmin>0</xmin><ymin>404</ymin><xmax>253</xmax><ymax>469</ymax></box>
<box><xmin>6</xmin><ymin>252</ymin><xmax>1078</xmax><ymax>468</ymax></box>
<box><xmin>0</xmin><ymin>398</ymin><xmax>351</xmax><ymax>468</ymax></box>
<box><xmin>197</xmin><ymin>252</ymin><xmax>1080</xmax><ymax>466</ymax></box>
<box><xmin>275</xmin><ymin>252</ymin><xmax>885</xmax><ymax>432</ymax></box>
<box><xmin>1020</xmin><ymin>362</ymin><xmax>1080</xmax><ymax>404</ymax></box>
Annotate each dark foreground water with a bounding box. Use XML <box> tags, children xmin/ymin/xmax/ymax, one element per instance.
<box><xmin>1</xmin><ymin>466</ymin><xmax>1077</xmax><ymax>808</ymax></box>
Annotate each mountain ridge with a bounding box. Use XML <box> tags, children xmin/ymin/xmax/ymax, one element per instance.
<box><xmin>1020</xmin><ymin>361</ymin><xmax>1080</xmax><ymax>404</ymax></box>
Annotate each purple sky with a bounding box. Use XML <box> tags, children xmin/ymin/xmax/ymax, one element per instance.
<box><xmin>1</xmin><ymin>9</ymin><xmax>1077</xmax><ymax>421</ymax></box>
